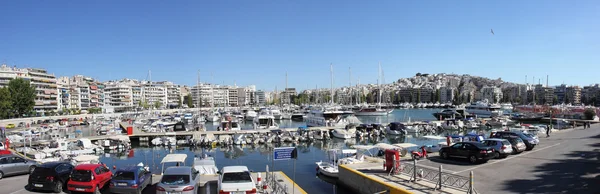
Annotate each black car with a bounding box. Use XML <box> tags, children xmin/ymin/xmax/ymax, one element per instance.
<box><xmin>439</xmin><ymin>142</ymin><xmax>496</xmax><ymax>164</ymax></box>
<box><xmin>28</xmin><ymin>161</ymin><xmax>74</xmax><ymax>193</ymax></box>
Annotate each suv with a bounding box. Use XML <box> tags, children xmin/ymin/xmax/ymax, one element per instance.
<box><xmin>439</xmin><ymin>142</ymin><xmax>496</xmax><ymax>164</ymax></box>
<box><xmin>110</xmin><ymin>166</ymin><xmax>152</xmax><ymax>194</ymax></box>
<box><xmin>490</xmin><ymin>131</ymin><xmax>538</xmax><ymax>150</ymax></box>
<box><xmin>481</xmin><ymin>139</ymin><xmax>513</xmax><ymax>158</ymax></box>
<box><xmin>68</xmin><ymin>164</ymin><xmax>112</xmax><ymax>194</ymax></box>
<box><xmin>28</xmin><ymin>161</ymin><xmax>74</xmax><ymax>193</ymax></box>
<box><xmin>218</xmin><ymin>166</ymin><xmax>258</xmax><ymax>194</ymax></box>
<box><xmin>0</xmin><ymin>154</ymin><xmax>39</xmax><ymax>179</ymax></box>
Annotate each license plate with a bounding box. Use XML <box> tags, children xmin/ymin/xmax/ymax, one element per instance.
<box><xmin>487</xmin><ymin>150</ymin><xmax>492</xmax><ymax>153</ymax></box>
<box><xmin>167</xmin><ymin>192</ymin><xmax>182</xmax><ymax>194</ymax></box>
<box><xmin>75</xmin><ymin>188</ymin><xmax>85</xmax><ymax>191</ymax></box>
<box><xmin>117</xmin><ymin>183</ymin><xmax>128</xmax><ymax>186</ymax></box>
<box><xmin>34</xmin><ymin>184</ymin><xmax>43</xmax><ymax>187</ymax></box>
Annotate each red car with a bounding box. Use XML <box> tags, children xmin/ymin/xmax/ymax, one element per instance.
<box><xmin>67</xmin><ymin>164</ymin><xmax>112</xmax><ymax>194</ymax></box>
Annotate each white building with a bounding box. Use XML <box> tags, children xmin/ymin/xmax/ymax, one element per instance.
<box><xmin>104</xmin><ymin>83</ymin><xmax>134</xmax><ymax>112</ymax></box>
<box><xmin>480</xmin><ymin>86</ymin><xmax>503</xmax><ymax>103</ymax></box>
<box><xmin>21</xmin><ymin>68</ymin><xmax>59</xmax><ymax>114</ymax></box>
<box><xmin>439</xmin><ymin>86</ymin><xmax>455</xmax><ymax>103</ymax></box>
<box><xmin>141</xmin><ymin>82</ymin><xmax>168</xmax><ymax>109</ymax></box>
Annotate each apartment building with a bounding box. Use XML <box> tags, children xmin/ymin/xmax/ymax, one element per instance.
<box><xmin>228</xmin><ymin>88</ymin><xmax>239</xmax><ymax>107</ymax></box>
<box><xmin>480</xmin><ymin>86</ymin><xmax>503</xmax><ymax>103</ymax></box>
<box><xmin>141</xmin><ymin>82</ymin><xmax>168</xmax><ymax>109</ymax></box>
<box><xmin>566</xmin><ymin>86</ymin><xmax>582</xmax><ymax>105</ymax></box>
<box><xmin>439</xmin><ymin>86</ymin><xmax>455</xmax><ymax>103</ymax></box>
<box><xmin>21</xmin><ymin>68</ymin><xmax>59</xmax><ymax>113</ymax></box>
<box><xmin>255</xmin><ymin>90</ymin><xmax>266</xmax><ymax>105</ymax></box>
<box><xmin>56</xmin><ymin>77</ymin><xmax>71</xmax><ymax>111</ymax></box>
<box><xmin>104</xmin><ymin>83</ymin><xmax>134</xmax><ymax>112</ymax></box>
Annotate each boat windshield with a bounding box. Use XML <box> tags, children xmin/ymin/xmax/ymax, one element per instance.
<box><xmin>258</xmin><ymin>119</ymin><xmax>270</xmax><ymax>125</ymax></box>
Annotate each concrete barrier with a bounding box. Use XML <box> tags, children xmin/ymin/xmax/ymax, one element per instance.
<box><xmin>339</xmin><ymin>164</ymin><xmax>412</xmax><ymax>194</ymax></box>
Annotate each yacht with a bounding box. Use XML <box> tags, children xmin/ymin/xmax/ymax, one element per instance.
<box><xmin>218</xmin><ymin>116</ymin><xmax>242</xmax><ymax>131</ymax></box>
<box><xmin>501</xmin><ymin>103</ymin><xmax>514</xmax><ymax>111</ymax></box>
<box><xmin>305</xmin><ymin>106</ymin><xmax>362</xmax><ymax>127</ymax></box>
<box><xmin>354</xmin><ymin>106</ymin><xmax>393</xmax><ymax>116</ymax></box>
<box><xmin>465</xmin><ymin>100</ymin><xmax>503</xmax><ymax>117</ymax></box>
<box><xmin>253</xmin><ymin>110</ymin><xmax>279</xmax><ymax>130</ymax></box>
<box><xmin>194</xmin><ymin>154</ymin><xmax>218</xmax><ymax>175</ymax></box>
<box><xmin>245</xmin><ymin>110</ymin><xmax>258</xmax><ymax>121</ymax></box>
<box><xmin>291</xmin><ymin>111</ymin><xmax>305</xmax><ymax>121</ymax></box>
<box><xmin>270</xmin><ymin>108</ymin><xmax>283</xmax><ymax>120</ymax></box>
<box><xmin>206</xmin><ymin>111</ymin><xmax>221</xmax><ymax>122</ymax></box>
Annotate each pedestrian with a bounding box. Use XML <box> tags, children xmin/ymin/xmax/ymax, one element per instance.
<box><xmin>546</xmin><ymin>125</ymin><xmax>550</xmax><ymax>138</ymax></box>
<box><xmin>584</xmin><ymin>122</ymin><xmax>587</xmax><ymax>129</ymax></box>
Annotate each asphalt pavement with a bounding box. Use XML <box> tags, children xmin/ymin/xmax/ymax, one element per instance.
<box><xmin>412</xmin><ymin>125</ymin><xmax>600</xmax><ymax>194</ymax></box>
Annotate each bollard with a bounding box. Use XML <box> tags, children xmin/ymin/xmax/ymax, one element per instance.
<box><xmin>438</xmin><ymin>165</ymin><xmax>443</xmax><ymax>190</ymax></box>
<box><xmin>412</xmin><ymin>159</ymin><xmax>417</xmax><ymax>182</ymax></box>
<box><xmin>257</xmin><ymin>172</ymin><xmax>262</xmax><ymax>187</ymax></box>
<box><xmin>468</xmin><ymin>171</ymin><xmax>474</xmax><ymax>194</ymax></box>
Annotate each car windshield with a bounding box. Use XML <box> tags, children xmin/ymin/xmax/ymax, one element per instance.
<box><xmin>31</xmin><ymin>167</ymin><xmax>53</xmax><ymax>176</ymax></box>
<box><xmin>71</xmin><ymin>170</ymin><xmax>92</xmax><ymax>182</ymax></box>
<box><xmin>508</xmin><ymin>138</ymin><xmax>523</xmax><ymax>144</ymax></box>
<box><xmin>161</xmin><ymin>175</ymin><xmax>190</xmax><ymax>185</ymax></box>
<box><xmin>113</xmin><ymin>171</ymin><xmax>135</xmax><ymax>180</ymax></box>
<box><xmin>222</xmin><ymin>172</ymin><xmax>252</xmax><ymax>183</ymax></box>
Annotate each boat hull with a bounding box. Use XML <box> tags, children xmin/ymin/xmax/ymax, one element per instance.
<box><xmin>355</xmin><ymin>111</ymin><xmax>389</xmax><ymax>116</ymax></box>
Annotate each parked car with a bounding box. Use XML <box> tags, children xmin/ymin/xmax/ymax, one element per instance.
<box><xmin>110</xmin><ymin>165</ymin><xmax>152</xmax><ymax>194</ymax></box>
<box><xmin>218</xmin><ymin>166</ymin><xmax>258</xmax><ymax>194</ymax></box>
<box><xmin>439</xmin><ymin>142</ymin><xmax>496</xmax><ymax>164</ymax></box>
<box><xmin>0</xmin><ymin>154</ymin><xmax>39</xmax><ymax>179</ymax></box>
<box><xmin>490</xmin><ymin>131</ymin><xmax>538</xmax><ymax>150</ymax></box>
<box><xmin>67</xmin><ymin>164</ymin><xmax>112</xmax><ymax>194</ymax></box>
<box><xmin>156</xmin><ymin>166</ymin><xmax>199</xmax><ymax>194</ymax></box>
<box><xmin>28</xmin><ymin>161</ymin><xmax>74</xmax><ymax>193</ymax></box>
<box><xmin>6</xmin><ymin>124</ymin><xmax>15</xmax><ymax>129</ymax></box>
<box><xmin>481</xmin><ymin>139</ymin><xmax>513</xmax><ymax>158</ymax></box>
<box><xmin>504</xmin><ymin>136</ymin><xmax>527</xmax><ymax>154</ymax></box>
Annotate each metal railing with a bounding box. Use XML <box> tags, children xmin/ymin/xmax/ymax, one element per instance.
<box><xmin>265</xmin><ymin>165</ymin><xmax>290</xmax><ymax>194</ymax></box>
<box><xmin>387</xmin><ymin>159</ymin><xmax>478</xmax><ymax>193</ymax></box>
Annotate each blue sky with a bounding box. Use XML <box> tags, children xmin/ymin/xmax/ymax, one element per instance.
<box><xmin>1</xmin><ymin>0</ymin><xmax>598</xmax><ymax>91</ymax></box>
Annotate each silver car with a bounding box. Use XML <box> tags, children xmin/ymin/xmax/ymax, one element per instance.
<box><xmin>481</xmin><ymin>139</ymin><xmax>513</xmax><ymax>158</ymax></box>
<box><xmin>0</xmin><ymin>154</ymin><xmax>39</xmax><ymax>179</ymax></box>
<box><xmin>156</xmin><ymin>166</ymin><xmax>200</xmax><ymax>194</ymax></box>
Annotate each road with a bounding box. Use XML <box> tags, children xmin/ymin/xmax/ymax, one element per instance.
<box><xmin>412</xmin><ymin>125</ymin><xmax>600</xmax><ymax>194</ymax></box>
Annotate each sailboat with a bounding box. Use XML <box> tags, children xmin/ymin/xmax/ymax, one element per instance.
<box><xmin>354</xmin><ymin>62</ymin><xmax>392</xmax><ymax>116</ymax></box>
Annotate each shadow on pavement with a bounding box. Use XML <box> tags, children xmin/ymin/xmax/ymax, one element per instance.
<box><xmin>501</xmin><ymin>138</ymin><xmax>600</xmax><ymax>193</ymax></box>
<box><xmin>426</xmin><ymin>156</ymin><xmax>482</xmax><ymax>166</ymax></box>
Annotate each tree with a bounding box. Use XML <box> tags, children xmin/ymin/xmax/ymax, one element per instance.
<box><xmin>8</xmin><ymin>78</ymin><xmax>36</xmax><ymax>117</ymax></box>
<box><xmin>184</xmin><ymin>95</ymin><xmax>193</xmax><ymax>108</ymax></box>
<box><xmin>583</xmin><ymin>108</ymin><xmax>596</xmax><ymax>120</ymax></box>
<box><xmin>0</xmin><ymin>87</ymin><xmax>13</xmax><ymax>119</ymax></box>
<box><xmin>154</xmin><ymin>101</ymin><xmax>162</xmax><ymax>109</ymax></box>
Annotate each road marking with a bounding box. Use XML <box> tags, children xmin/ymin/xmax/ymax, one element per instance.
<box><xmin>8</xmin><ymin>188</ymin><xmax>24</xmax><ymax>194</ymax></box>
<box><xmin>452</xmin><ymin>143</ymin><xmax>561</xmax><ymax>174</ymax></box>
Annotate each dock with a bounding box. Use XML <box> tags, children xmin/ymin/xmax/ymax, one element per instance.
<box><xmin>150</xmin><ymin>171</ymin><xmax>306</xmax><ymax>194</ymax></box>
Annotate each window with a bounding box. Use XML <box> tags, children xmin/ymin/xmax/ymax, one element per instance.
<box><xmin>222</xmin><ymin>172</ymin><xmax>253</xmax><ymax>183</ymax></box>
<box><xmin>55</xmin><ymin>164</ymin><xmax>72</xmax><ymax>174</ymax></box>
<box><xmin>71</xmin><ymin>170</ymin><xmax>92</xmax><ymax>182</ymax></box>
<box><xmin>95</xmin><ymin>167</ymin><xmax>102</xmax><ymax>175</ymax></box>
<box><xmin>463</xmin><ymin>144</ymin><xmax>474</xmax><ymax>149</ymax></box>
<box><xmin>161</xmin><ymin>175</ymin><xmax>190</xmax><ymax>185</ymax></box>
<box><xmin>451</xmin><ymin>143</ymin><xmax>462</xmax><ymax>148</ymax></box>
<box><xmin>114</xmin><ymin>171</ymin><xmax>136</xmax><ymax>180</ymax></box>
<box><xmin>11</xmin><ymin>157</ymin><xmax>25</xmax><ymax>163</ymax></box>
<box><xmin>0</xmin><ymin>158</ymin><xmax>8</xmax><ymax>164</ymax></box>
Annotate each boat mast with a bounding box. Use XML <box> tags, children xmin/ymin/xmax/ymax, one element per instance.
<box><xmin>349</xmin><ymin>67</ymin><xmax>352</xmax><ymax>105</ymax></box>
<box><xmin>330</xmin><ymin>63</ymin><xmax>334</xmax><ymax>104</ymax></box>
<box><xmin>286</xmin><ymin>72</ymin><xmax>289</xmax><ymax>106</ymax></box>
<box><xmin>378</xmin><ymin>62</ymin><xmax>382</xmax><ymax>107</ymax></box>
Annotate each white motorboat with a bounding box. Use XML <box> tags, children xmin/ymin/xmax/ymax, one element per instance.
<box><xmin>305</xmin><ymin>106</ymin><xmax>362</xmax><ymax>127</ymax></box>
<box><xmin>353</xmin><ymin>107</ymin><xmax>392</xmax><ymax>116</ymax></box>
<box><xmin>316</xmin><ymin>161</ymin><xmax>338</xmax><ymax>178</ymax></box>
<box><xmin>385</xmin><ymin>122</ymin><xmax>406</xmax><ymax>135</ymax></box>
<box><xmin>331</xmin><ymin>128</ymin><xmax>353</xmax><ymax>139</ymax></box>
<box><xmin>194</xmin><ymin>154</ymin><xmax>218</xmax><ymax>175</ymax></box>
<box><xmin>270</xmin><ymin>108</ymin><xmax>283</xmax><ymax>120</ymax></box>
<box><xmin>218</xmin><ymin>116</ymin><xmax>242</xmax><ymax>131</ymax></box>
<box><xmin>253</xmin><ymin>110</ymin><xmax>279</xmax><ymax>130</ymax></box>
<box><xmin>206</xmin><ymin>111</ymin><xmax>221</xmax><ymax>122</ymax></box>
<box><xmin>465</xmin><ymin>100</ymin><xmax>503</xmax><ymax>117</ymax></box>
<box><xmin>245</xmin><ymin>110</ymin><xmax>258</xmax><ymax>121</ymax></box>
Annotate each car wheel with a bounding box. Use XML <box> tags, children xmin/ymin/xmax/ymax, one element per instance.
<box><xmin>53</xmin><ymin>181</ymin><xmax>63</xmax><ymax>193</ymax></box>
<box><xmin>469</xmin><ymin>155</ymin><xmax>477</xmax><ymax>164</ymax></box>
<box><xmin>511</xmin><ymin>147</ymin><xmax>517</xmax><ymax>154</ymax></box>
<box><xmin>495</xmin><ymin>151</ymin><xmax>501</xmax><ymax>159</ymax></box>
<box><xmin>29</xmin><ymin>166</ymin><xmax>36</xmax><ymax>174</ymax></box>
<box><xmin>0</xmin><ymin>171</ymin><xmax>3</xmax><ymax>179</ymax></box>
<box><xmin>441</xmin><ymin>151</ymin><xmax>448</xmax><ymax>159</ymax></box>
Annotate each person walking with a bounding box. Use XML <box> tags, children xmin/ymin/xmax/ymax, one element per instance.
<box><xmin>546</xmin><ymin>125</ymin><xmax>551</xmax><ymax>138</ymax></box>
